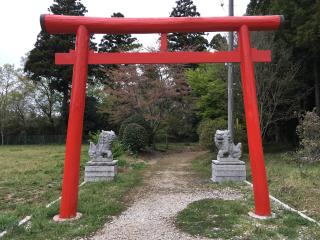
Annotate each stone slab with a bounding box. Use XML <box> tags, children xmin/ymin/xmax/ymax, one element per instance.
<box><xmin>85</xmin><ymin>171</ymin><xmax>116</xmax><ymax>177</ymax></box>
<box><xmin>211</xmin><ymin>176</ymin><xmax>246</xmax><ymax>182</ymax></box>
<box><xmin>85</xmin><ymin>165</ymin><xmax>117</xmax><ymax>172</ymax></box>
<box><xmin>213</xmin><ymin>170</ymin><xmax>246</xmax><ymax>177</ymax></box>
<box><xmin>211</xmin><ymin>159</ymin><xmax>246</xmax><ymax>183</ymax></box>
<box><xmin>212</xmin><ymin>160</ymin><xmax>245</xmax><ymax>165</ymax></box>
<box><xmin>212</xmin><ymin>165</ymin><xmax>246</xmax><ymax>170</ymax></box>
<box><xmin>84</xmin><ymin>176</ymin><xmax>114</xmax><ymax>182</ymax></box>
<box><xmin>84</xmin><ymin>160</ymin><xmax>118</xmax><ymax>182</ymax></box>
<box><xmin>86</xmin><ymin>160</ymin><xmax>118</xmax><ymax>166</ymax></box>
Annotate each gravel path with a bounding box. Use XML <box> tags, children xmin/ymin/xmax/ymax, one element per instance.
<box><xmin>91</xmin><ymin>151</ymin><xmax>242</xmax><ymax>240</ymax></box>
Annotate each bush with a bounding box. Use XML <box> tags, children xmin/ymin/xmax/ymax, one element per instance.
<box><xmin>112</xmin><ymin>139</ymin><xmax>125</xmax><ymax>159</ymax></box>
<box><xmin>296</xmin><ymin>110</ymin><xmax>320</xmax><ymax>163</ymax></box>
<box><xmin>88</xmin><ymin>131</ymin><xmax>100</xmax><ymax>144</ymax></box>
<box><xmin>122</xmin><ymin>123</ymin><xmax>148</xmax><ymax>153</ymax></box>
<box><xmin>119</xmin><ymin>114</ymin><xmax>151</xmax><ymax>140</ymax></box>
<box><xmin>197</xmin><ymin>118</ymin><xmax>227</xmax><ymax>150</ymax></box>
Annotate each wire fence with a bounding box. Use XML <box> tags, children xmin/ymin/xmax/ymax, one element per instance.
<box><xmin>2</xmin><ymin>135</ymin><xmax>90</xmax><ymax>145</ymax></box>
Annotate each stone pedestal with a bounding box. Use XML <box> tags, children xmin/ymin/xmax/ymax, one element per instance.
<box><xmin>84</xmin><ymin>160</ymin><xmax>118</xmax><ymax>182</ymax></box>
<box><xmin>211</xmin><ymin>159</ymin><xmax>246</xmax><ymax>183</ymax></box>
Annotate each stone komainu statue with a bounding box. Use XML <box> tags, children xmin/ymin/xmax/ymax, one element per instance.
<box><xmin>214</xmin><ymin>130</ymin><xmax>241</xmax><ymax>160</ymax></box>
<box><xmin>88</xmin><ymin>130</ymin><xmax>116</xmax><ymax>162</ymax></box>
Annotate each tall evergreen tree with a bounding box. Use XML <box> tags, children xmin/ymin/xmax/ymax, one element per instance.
<box><xmin>99</xmin><ymin>12</ymin><xmax>141</xmax><ymax>53</ymax></box>
<box><xmin>245</xmin><ymin>0</ymin><xmax>320</xmax><ymax>142</ymax></box>
<box><xmin>247</xmin><ymin>0</ymin><xmax>320</xmax><ymax>115</ymax></box>
<box><xmin>168</xmin><ymin>0</ymin><xmax>208</xmax><ymax>52</ymax></box>
<box><xmin>97</xmin><ymin>12</ymin><xmax>141</xmax><ymax>84</ymax></box>
<box><xmin>24</xmin><ymin>0</ymin><xmax>89</xmax><ymax>130</ymax></box>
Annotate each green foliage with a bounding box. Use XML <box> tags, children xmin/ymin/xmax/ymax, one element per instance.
<box><xmin>296</xmin><ymin>110</ymin><xmax>320</xmax><ymax>163</ymax></box>
<box><xmin>168</xmin><ymin>0</ymin><xmax>208</xmax><ymax>51</ymax></box>
<box><xmin>88</xmin><ymin>130</ymin><xmax>100</xmax><ymax>144</ymax></box>
<box><xmin>24</xmin><ymin>0</ymin><xmax>91</xmax><ymax>123</ymax></box>
<box><xmin>99</xmin><ymin>13</ymin><xmax>141</xmax><ymax>53</ymax></box>
<box><xmin>122</xmin><ymin>123</ymin><xmax>148</xmax><ymax>153</ymax></box>
<box><xmin>187</xmin><ymin>64</ymin><xmax>227</xmax><ymax>120</ymax></box>
<box><xmin>210</xmin><ymin>34</ymin><xmax>228</xmax><ymax>51</ymax></box>
<box><xmin>197</xmin><ymin>118</ymin><xmax>227</xmax><ymax>150</ymax></box>
<box><xmin>111</xmin><ymin>139</ymin><xmax>125</xmax><ymax>159</ymax></box>
<box><xmin>119</xmin><ymin>114</ymin><xmax>151</xmax><ymax>139</ymax></box>
<box><xmin>246</xmin><ymin>0</ymin><xmax>320</xmax><ymax>143</ymax></box>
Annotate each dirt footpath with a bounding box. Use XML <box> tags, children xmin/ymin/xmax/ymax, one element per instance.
<box><xmin>91</xmin><ymin>151</ymin><xmax>242</xmax><ymax>240</ymax></box>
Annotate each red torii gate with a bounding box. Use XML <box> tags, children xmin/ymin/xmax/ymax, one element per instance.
<box><xmin>40</xmin><ymin>14</ymin><xmax>284</xmax><ymax>220</ymax></box>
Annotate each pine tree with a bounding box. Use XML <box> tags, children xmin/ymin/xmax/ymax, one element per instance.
<box><xmin>24</xmin><ymin>0</ymin><xmax>90</xmax><ymax>130</ymax></box>
<box><xmin>97</xmin><ymin>12</ymin><xmax>141</xmax><ymax>84</ymax></box>
<box><xmin>168</xmin><ymin>0</ymin><xmax>208</xmax><ymax>52</ymax></box>
<box><xmin>99</xmin><ymin>12</ymin><xmax>141</xmax><ymax>53</ymax></box>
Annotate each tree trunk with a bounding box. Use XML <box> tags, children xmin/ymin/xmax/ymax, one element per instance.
<box><xmin>50</xmin><ymin>118</ymin><xmax>55</xmax><ymax>134</ymax></box>
<box><xmin>274</xmin><ymin>123</ymin><xmax>280</xmax><ymax>143</ymax></box>
<box><xmin>165</xmin><ymin>132</ymin><xmax>168</xmax><ymax>149</ymax></box>
<box><xmin>61</xmin><ymin>88</ymin><xmax>69</xmax><ymax>133</ymax></box>
<box><xmin>314</xmin><ymin>59</ymin><xmax>320</xmax><ymax>115</ymax></box>
<box><xmin>1</xmin><ymin>129</ymin><xmax>4</xmax><ymax>145</ymax></box>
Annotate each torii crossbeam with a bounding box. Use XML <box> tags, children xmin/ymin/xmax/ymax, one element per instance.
<box><xmin>40</xmin><ymin>14</ymin><xmax>284</xmax><ymax>220</ymax></box>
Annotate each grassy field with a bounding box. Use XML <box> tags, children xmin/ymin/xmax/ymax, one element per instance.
<box><xmin>188</xmin><ymin>150</ymin><xmax>320</xmax><ymax>239</ymax></box>
<box><xmin>0</xmin><ymin>145</ymin><xmax>146</xmax><ymax>239</ymax></box>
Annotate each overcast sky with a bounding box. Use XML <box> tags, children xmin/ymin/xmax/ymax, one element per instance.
<box><xmin>0</xmin><ymin>0</ymin><xmax>249</xmax><ymax>67</ymax></box>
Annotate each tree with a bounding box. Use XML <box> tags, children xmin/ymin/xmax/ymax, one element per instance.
<box><xmin>247</xmin><ymin>0</ymin><xmax>320</xmax><ymax>116</ymax></box>
<box><xmin>101</xmin><ymin>64</ymin><xmax>187</xmax><ymax>144</ymax></box>
<box><xmin>0</xmin><ymin>64</ymin><xmax>18</xmax><ymax>144</ymax></box>
<box><xmin>245</xmin><ymin>0</ymin><xmax>320</xmax><ymax>143</ymax></box>
<box><xmin>28</xmin><ymin>77</ymin><xmax>62</xmax><ymax>133</ymax></box>
<box><xmin>187</xmin><ymin>64</ymin><xmax>227</xmax><ymax>120</ymax></box>
<box><xmin>251</xmin><ymin>32</ymin><xmax>300</xmax><ymax>139</ymax></box>
<box><xmin>99</xmin><ymin>12</ymin><xmax>141</xmax><ymax>53</ymax></box>
<box><xmin>168</xmin><ymin>0</ymin><xmax>208</xmax><ymax>52</ymax></box>
<box><xmin>297</xmin><ymin>110</ymin><xmax>320</xmax><ymax>163</ymax></box>
<box><xmin>24</xmin><ymin>0</ymin><xmax>89</xmax><ymax>129</ymax></box>
<box><xmin>210</xmin><ymin>34</ymin><xmax>228</xmax><ymax>51</ymax></box>
<box><xmin>97</xmin><ymin>12</ymin><xmax>142</xmax><ymax>84</ymax></box>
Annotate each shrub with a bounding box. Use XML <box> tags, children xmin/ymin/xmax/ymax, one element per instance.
<box><xmin>122</xmin><ymin>123</ymin><xmax>148</xmax><ymax>153</ymax></box>
<box><xmin>197</xmin><ymin>118</ymin><xmax>227</xmax><ymax>151</ymax></box>
<box><xmin>296</xmin><ymin>110</ymin><xmax>320</xmax><ymax>163</ymax></box>
<box><xmin>112</xmin><ymin>139</ymin><xmax>125</xmax><ymax>159</ymax></box>
<box><xmin>119</xmin><ymin>114</ymin><xmax>151</xmax><ymax>140</ymax></box>
<box><xmin>88</xmin><ymin>131</ymin><xmax>100</xmax><ymax>144</ymax></box>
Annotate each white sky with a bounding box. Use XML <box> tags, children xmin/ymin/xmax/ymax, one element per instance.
<box><xmin>0</xmin><ymin>0</ymin><xmax>249</xmax><ymax>67</ymax></box>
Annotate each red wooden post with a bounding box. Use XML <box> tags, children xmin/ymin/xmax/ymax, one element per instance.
<box><xmin>58</xmin><ymin>25</ymin><xmax>89</xmax><ymax>219</ymax></box>
<box><xmin>160</xmin><ymin>33</ymin><xmax>168</xmax><ymax>52</ymax></box>
<box><xmin>239</xmin><ymin>25</ymin><xmax>271</xmax><ymax>216</ymax></box>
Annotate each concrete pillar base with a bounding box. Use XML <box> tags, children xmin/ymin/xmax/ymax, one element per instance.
<box><xmin>53</xmin><ymin>212</ymin><xmax>82</xmax><ymax>222</ymax></box>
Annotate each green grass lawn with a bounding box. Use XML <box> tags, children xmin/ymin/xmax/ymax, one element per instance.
<box><xmin>246</xmin><ymin>150</ymin><xmax>320</xmax><ymax>222</ymax></box>
<box><xmin>0</xmin><ymin>145</ymin><xmax>145</xmax><ymax>239</ymax></box>
<box><xmin>188</xmin><ymin>150</ymin><xmax>320</xmax><ymax>239</ymax></box>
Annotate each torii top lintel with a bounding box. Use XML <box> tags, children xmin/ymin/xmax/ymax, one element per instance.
<box><xmin>40</xmin><ymin>14</ymin><xmax>284</xmax><ymax>34</ymax></box>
